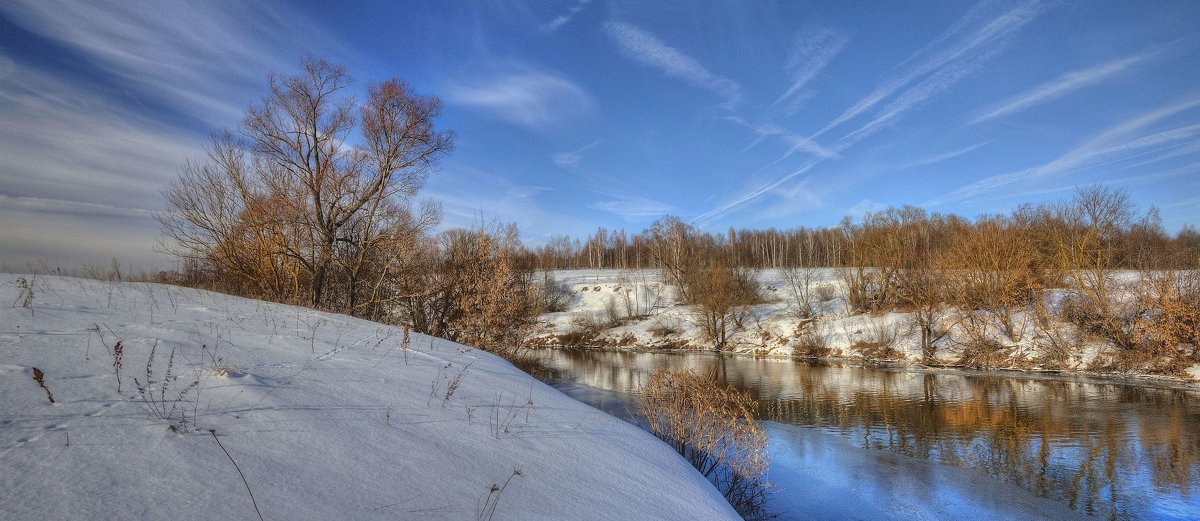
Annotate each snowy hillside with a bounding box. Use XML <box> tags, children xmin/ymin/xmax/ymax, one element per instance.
<box><xmin>0</xmin><ymin>274</ymin><xmax>739</xmax><ymax>520</ymax></box>
<box><xmin>530</xmin><ymin>269</ymin><xmax>1200</xmax><ymax>380</ymax></box>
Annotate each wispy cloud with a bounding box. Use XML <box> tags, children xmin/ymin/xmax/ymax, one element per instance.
<box><xmin>932</xmin><ymin>96</ymin><xmax>1200</xmax><ymax>204</ymax></box>
<box><xmin>817</xmin><ymin>0</ymin><xmax>1043</xmax><ymax>137</ymax></box>
<box><xmin>845</xmin><ymin>198</ymin><xmax>889</xmax><ymax>218</ymax></box>
<box><xmin>589</xmin><ymin>195</ymin><xmax>675</xmax><ymax>220</ymax></box>
<box><xmin>695</xmin><ymin>0</ymin><xmax>1044</xmax><ymax>224</ymax></box>
<box><xmin>970</xmin><ymin>51</ymin><xmax>1159</xmax><ymax>124</ymax></box>
<box><xmin>542</xmin><ymin>0</ymin><xmax>592</xmax><ymax>32</ymax></box>
<box><xmin>0</xmin><ymin>0</ymin><xmax>348</xmax><ymax>268</ymax></box>
<box><xmin>604</xmin><ymin>22</ymin><xmax>743</xmax><ymax>107</ymax></box>
<box><xmin>727</xmin><ymin>116</ymin><xmax>838</xmax><ymax>160</ymax></box>
<box><xmin>1165</xmin><ymin>190</ymin><xmax>1200</xmax><ymax>210</ymax></box>
<box><xmin>834</xmin><ymin>43</ymin><xmax>1002</xmax><ymax>146</ymax></box>
<box><xmin>553</xmin><ymin>140</ymin><xmax>602</xmax><ymax>167</ymax></box>
<box><xmin>771</xmin><ymin>26</ymin><xmax>848</xmax><ymax>116</ymax></box>
<box><xmin>422</xmin><ymin>161</ymin><xmax>590</xmax><ymax>242</ymax></box>
<box><xmin>445</xmin><ymin>65</ymin><xmax>594</xmax><ymax>130</ymax></box>
<box><xmin>0</xmin><ymin>0</ymin><xmax>341</xmax><ymax>126</ymax></box>
<box><xmin>0</xmin><ymin>58</ymin><xmax>200</xmax><ymax>267</ymax></box>
<box><xmin>691</xmin><ymin>158</ymin><xmax>824</xmax><ymax>224</ymax></box>
<box><xmin>899</xmin><ymin>142</ymin><xmax>990</xmax><ymax>168</ymax></box>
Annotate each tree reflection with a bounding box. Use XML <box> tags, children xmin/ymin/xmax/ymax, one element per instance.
<box><xmin>537</xmin><ymin>350</ymin><xmax>1200</xmax><ymax>520</ymax></box>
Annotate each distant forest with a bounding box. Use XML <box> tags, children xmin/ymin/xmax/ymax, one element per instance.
<box><xmin>529</xmin><ymin>197</ymin><xmax>1199</xmax><ymax>271</ymax></box>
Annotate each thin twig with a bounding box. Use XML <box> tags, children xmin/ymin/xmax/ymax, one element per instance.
<box><xmin>209</xmin><ymin>429</ymin><xmax>265</xmax><ymax>521</ymax></box>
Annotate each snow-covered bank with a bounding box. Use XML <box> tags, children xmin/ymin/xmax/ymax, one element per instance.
<box><xmin>530</xmin><ymin>269</ymin><xmax>1200</xmax><ymax>383</ymax></box>
<box><xmin>0</xmin><ymin>274</ymin><xmax>739</xmax><ymax>520</ymax></box>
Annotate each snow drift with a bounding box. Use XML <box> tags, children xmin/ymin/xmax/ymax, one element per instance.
<box><xmin>0</xmin><ymin>274</ymin><xmax>739</xmax><ymax>520</ymax></box>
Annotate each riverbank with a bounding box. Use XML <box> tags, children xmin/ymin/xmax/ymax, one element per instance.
<box><xmin>0</xmin><ymin>274</ymin><xmax>740</xmax><ymax>520</ymax></box>
<box><xmin>527</xmin><ymin>269</ymin><xmax>1200</xmax><ymax>383</ymax></box>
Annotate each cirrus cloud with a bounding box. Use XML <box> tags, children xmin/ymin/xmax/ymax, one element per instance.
<box><xmin>445</xmin><ymin>66</ymin><xmax>594</xmax><ymax>130</ymax></box>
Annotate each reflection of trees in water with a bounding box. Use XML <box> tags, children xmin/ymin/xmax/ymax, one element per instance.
<box><xmin>743</xmin><ymin>365</ymin><xmax>1199</xmax><ymax>521</ymax></box>
<box><xmin>538</xmin><ymin>350</ymin><xmax>1200</xmax><ymax>521</ymax></box>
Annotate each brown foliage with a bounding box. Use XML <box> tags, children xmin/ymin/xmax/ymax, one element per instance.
<box><xmin>688</xmin><ymin>265</ymin><xmax>760</xmax><ymax>348</ymax></box>
<box><xmin>159</xmin><ymin>56</ymin><xmax>451</xmax><ymax>313</ymax></box>
<box><xmin>394</xmin><ymin>224</ymin><xmax>539</xmax><ymax>357</ymax></box>
<box><xmin>944</xmin><ymin>216</ymin><xmax>1039</xmax><ymax>342</ymax></box>
<box><xmin>636</xmin><ymin>369</ymin><xmax>772</xmax><ymax>519</ymax></box>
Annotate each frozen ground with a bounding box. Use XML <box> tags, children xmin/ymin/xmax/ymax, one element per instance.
<box><xmin>532</xmin><ymin>269</ymin><xmax>1199</xmax><ymax>380</ymax></box>
<box><xmin>0</xmin><ymin>274</ymin><xmax>739</xmax><ymax>520</ymax></box>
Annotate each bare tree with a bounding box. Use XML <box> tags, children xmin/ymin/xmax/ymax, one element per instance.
<box><xmin>945</xmin><ymin>216</ymin><xmax>1039</xmax><ymax>343</ymax></box>
<box><xmin>689</xmin><ymin>265</ymin><xmax>759</xmax><ymax>348</ymax></box>
<box><xmin>1049</xmin><ymin>185</ymin><xmax>1137</xmax><ymax>348</ymax></box>
<box><xmin>159</xmin><ymin>56</ymin><xmax>453</xmax><ymax>311</ymax></box>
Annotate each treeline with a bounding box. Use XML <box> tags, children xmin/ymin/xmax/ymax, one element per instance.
<box><xmin>155</xmin><ymin>58</ymin><xmax>1197</xmax><ymax>373</ymax></box>
<box><xmin>532</xmin><ymin>204</ymin><xmax>1199</xmax><ymax>271</ymax></box>
<box><xmin>589</xmin><ymin>185</ymin><xmax>1196</xmax><ymax>374</ymax></box>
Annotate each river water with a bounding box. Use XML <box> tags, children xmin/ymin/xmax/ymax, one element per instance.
<box><xmin>530</xmin><ymin>349</ymin><xmax>1200</xmax><ymax>520</ymax></box>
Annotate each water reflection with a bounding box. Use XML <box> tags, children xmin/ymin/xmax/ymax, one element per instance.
<box><xmin>533</xmin><ymin>349</ymin><xmax>1200</xmax><ymax>520</ymax></box>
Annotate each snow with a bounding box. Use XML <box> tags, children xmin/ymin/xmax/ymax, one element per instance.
<box><xmin>0</xmin><ymin>274</ymin><xmax>740</xmax><ymax>521</ymax></box>
<box><xmin>533</xmin><ymin>269</ymin><xmax>1200</xmax><ymax>379</ymax></box>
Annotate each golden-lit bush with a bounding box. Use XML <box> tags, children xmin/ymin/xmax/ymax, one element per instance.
<box><xmin>636</xmin><ymin>369</ymin><xmax>772</xmax><ymax>519</ymax></box>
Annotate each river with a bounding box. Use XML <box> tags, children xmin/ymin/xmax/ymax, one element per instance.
<box><xmin>530</xmin><ymin>349</ymin><xmax>1200</xmax><ymax>520</ymax></box>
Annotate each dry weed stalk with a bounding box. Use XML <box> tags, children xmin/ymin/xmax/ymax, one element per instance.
<box><xmin>112</xmin><ymin>341</ymin><xmax>124</xmax><ymax>392</ymax></box>
<box><xmin>209</xmin><ymin>429</ymin><xmax>265</xmax><ymax>521</ymax></box>
<box><xmin>442</xmin><ymin>362</ymin><xmax>473</xmax><ymax>407</ymax></box>
<box><xmin>477</xmin><ymin>468</ymin><xmax>523</xmax><ymax>521</ymax></box>
<box><xmin>134</xmin><ymin>340</ymin><xmax>201</xmax><ymax>427</ymax></box>
<box><xmin>13</xmin><ymin>275</ymin><xmax>35</xmax><ymax>315</ymax></box>
<box><xmin>636</xmin><ymin>369</ymin><xmax>772</xmax><ymax>519</ymax></box>
<box><xmin>31</xmin><ymin>367</ymin><xmax>54</xmax><ymax>404</ymax></box>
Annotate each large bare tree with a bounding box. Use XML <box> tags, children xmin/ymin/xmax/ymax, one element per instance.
<box><xmin>159</xmin><ymin>56</ymin><xmax>453</xmax><ymax>310</ymax></box>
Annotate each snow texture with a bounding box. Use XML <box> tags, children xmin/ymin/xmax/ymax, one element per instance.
<box><xmin>534</xmin><ymin>269</ymin><xmax>1200</xmax><ymax>379</ymax></box>
<box><xmin>0</xmin><ymin>274</ymin><xmax>739</xmax><ymax>520</ymax></box>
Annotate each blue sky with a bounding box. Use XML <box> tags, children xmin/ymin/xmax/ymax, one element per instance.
<box><xmin>1</xmin><ymin>0</ymin><xmax>1198</xmax><ymax>269</ymax></box>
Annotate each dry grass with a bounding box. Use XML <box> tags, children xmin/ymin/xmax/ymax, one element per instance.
<box><xmin>848</xmin><ymin>319</ymin><xmax>901</xmax><ymax>361</ymax></box>
<box><xmin>793</xmin><ymin>326</ymin><xmax>829</xmax><ymax>358</ymax></box>
<box><xmin>636</xmin><ymin>369</ymin><xmax>772</xmax><ymax>519</ymax></box>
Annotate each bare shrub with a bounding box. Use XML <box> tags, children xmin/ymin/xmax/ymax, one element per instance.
<box><xmin>689</xmin><ymin>266</ymin><xmax>760</xmax><ymax>348</ymax></box>
<box><xmin>648</xmin><ymin>318</ymin><xmax>682</xmax><ymax>338</ymax></box>
<box><xmin>815</xmin><ymin>283</ymin><xmax>837</xmax><ymax>302</ymax></box>
<box><xmin>947</xmin><ymin>307</ymin><xmax>1020</xmax><ymax>369</ymax></box>
<box><xmin>848</xmin><ymin>319</ymin><xmax>901</xmax><ymax>361</ymax></box>
<box><xmin>636</xmin><ymin>369</ymin><xmax>772</xmax><ymax>519</ymax></box>
<box><xmin>12</xmin><ymin>275</ymin><xmax>35</xmax><ymax>313</ymax></box>
<box><xmin>1046</xmin><ymin>185</ymin><xmax>1138</xmax><ymax>350</ymax></box>
<box><xmin>603</xmin><ymin>296</ymin><xmax>626</xmax><ymax>327</ymax></box>
<box><xmin>780</xmin><ymin>265</ymin><xmax>817</xmax><ymax>318</ymax></box>
<box><xmin>557</xmin><ymin>317</ymin><xmax>600</xmax><ymax>347</ymax></box>
<box><xmin>956</xmin><ymin>334</ymin><xmax>1013</xmax><ymax>369</ymax></box>
<box><xmin>793</xmin><ymin>326</ymin><xmax>829</xmax><ymax>357</ymax></box>
<box><xmin>396</xmin><ymin>223</ymin><xmax>539</xmax><ymax>359</ymax></box>
<box><xmin>538</xmin><ymin>272</ymin><xmax>573</xmax><ymax>312</ymax></box>
<box><xmin>1110</xmin><ymin>270</ymin><xmax>1200</xmax><ymax>375</ymax></box>
<box><xmin>1030</xmin><ymin>298</ymin><xmax>1078</xmax><ymax>369</ymax></box>
<box><xmin>838</xmin><ymin>266</ymin><xmax>878</xmax><ymax>314</ymax></box>
<box><xmin>944</xmin><ymin>217</ymin><xmax>1039</xmax><ymax>343</ymax></box>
